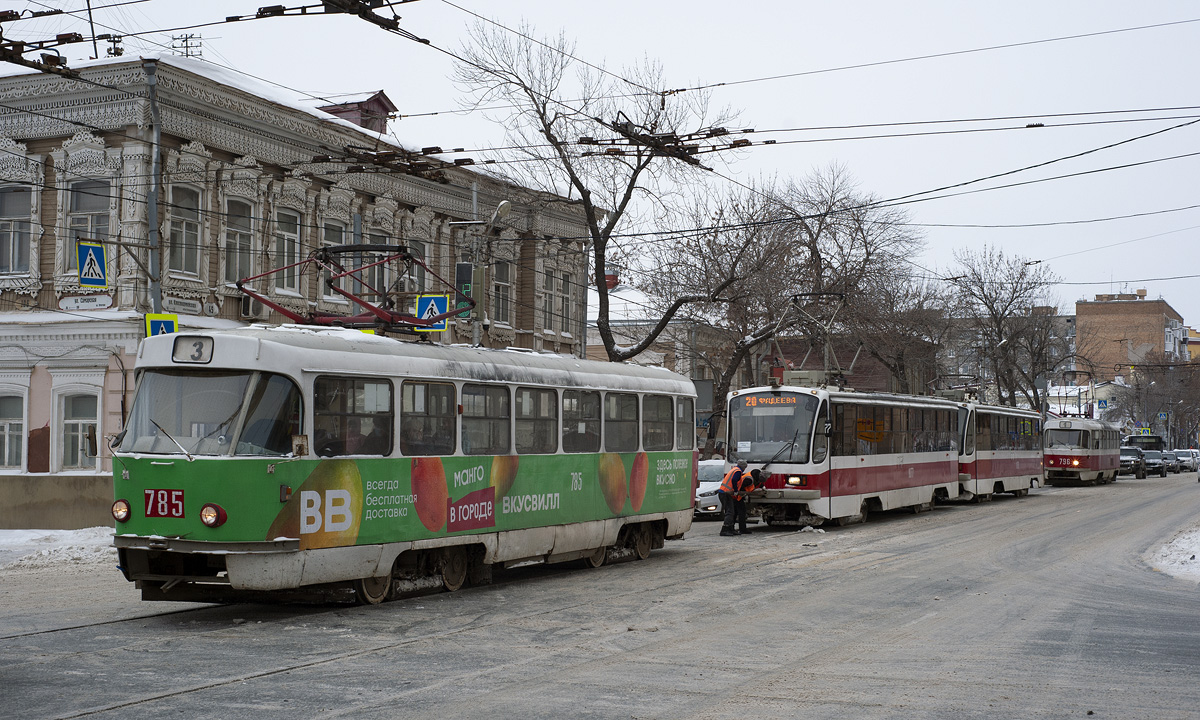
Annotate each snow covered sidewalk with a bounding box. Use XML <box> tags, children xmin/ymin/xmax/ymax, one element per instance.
<box><xmin>0</xmin><ymin>527</ymin><xmax>119</xmax><ymax>570</ymax></box>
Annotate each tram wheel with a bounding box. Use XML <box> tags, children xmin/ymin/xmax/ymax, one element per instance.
<box><xmin>441</xmin><ymin>547</ymin><xmax>468</xmax><ymax>592</ymax></box>
<box><xmin>354</xmin><ymin>575</ymin><xmax>392</xmax><ymax>605</ymax></box>
<box><xmin>633</xmin><ymin>526</ymin><xmax>652</xmax><ymax>560</ymax></box>
<box><xmin>582</xmin><ymin>545</ymin><xmax>608</xmax><ymax>569</ymax></box>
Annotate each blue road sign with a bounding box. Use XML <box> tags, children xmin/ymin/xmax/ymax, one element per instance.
<box><xmin>145</xmin><ymin>313</ymin><xmax>178</xmax><ymax>337</ymax></box>
<box><xmin>1097</xmin><ymin>399</ymin><xmax>1108</xmax><ymax>409</ymax></box>
<box><xmin>77</xmin><ymin>241</ymin><xmax>107</xmax><ymax>288</ymax></box>
<box><xmin>415</xmin><ymin>294</ymin><xmax>449</xmax><ymax>332</ymax></box>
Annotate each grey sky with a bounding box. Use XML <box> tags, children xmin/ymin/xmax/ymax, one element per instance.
<box><xmin>16</xmin><ymin>0</ymin><xmax>1199</xmax><ymax>325</ymax></box>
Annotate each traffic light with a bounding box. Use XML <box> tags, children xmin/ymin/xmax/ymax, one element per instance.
<box><xmin>455</xmin><ymin>262</ymin><xmax>474</xmax><ymax>318</ymax></box>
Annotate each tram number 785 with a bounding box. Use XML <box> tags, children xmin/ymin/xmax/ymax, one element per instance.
<box><xmin>144</xmin><ymin>489</ymin><xmax>185</xmax><ymax>518</ymax></box>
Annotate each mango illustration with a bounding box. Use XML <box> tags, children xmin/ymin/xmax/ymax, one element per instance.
<box><xmin>598</xmin><ymin>452</ymin><xmax>627</xmax><ymax>515</ymax></box>
<box><xmin>412</xmin><ymin>457</ymin><xmax>449</xmax><ymax>532</ymax></box>
<box><xmin>489</xmin><ymin>455</ymin><xmax>520</xmax><ymax>498</ymax></box>
<box><xmin>630</xmin><ymin>452</ymin><xmax>649</xmax><ymax>512</ymax></box>
<box><xmin>268</xmin><ymin>459</ymin><xmax>362</xmax><ymax>550</ymax></box>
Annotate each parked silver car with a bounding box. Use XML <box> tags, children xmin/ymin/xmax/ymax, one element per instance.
<box><xmin>1172</xmin><ymin>449</ymin><xmax>1198</xmax><ymax>472</ymax></box>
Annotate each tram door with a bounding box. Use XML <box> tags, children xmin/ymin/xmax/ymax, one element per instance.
<box><xmin>958</xmin><ymin>407</ymin><xmax>978</xmax><ymax>494</ymax></box>
<box><xmin>811</xmin><ymin>399</ymin><xmax>832</xmax><ymax>518</ymax></box>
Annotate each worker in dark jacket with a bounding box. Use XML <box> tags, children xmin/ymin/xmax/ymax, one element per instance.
<box><xmin>719</xmin><ymin>460</ymin><xmax>754</xmax><ymax>536</ymax></box>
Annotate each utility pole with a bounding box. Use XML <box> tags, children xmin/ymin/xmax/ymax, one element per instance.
<box><xmin>144</xmin><ymin>59</ymin><xmax>163</xmax><ymax>313</ymax></box>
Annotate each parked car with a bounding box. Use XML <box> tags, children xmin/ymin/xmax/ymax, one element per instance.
<box><xmin>1143</xmin><ymin>450</ymin><xmax>1168</xmax><ymax>477</ymax></box>
<box><xmin>1119</xmin><ymin>446</ymin><xmax>1146</xmax><ymax>478</ymax></box>
<box><xmin>1172</xmin><ymin>449</ymin><xmax>1198</xmax><ymax>472</ymax></box>
<box><xmin>1163</xmin><ymin>451</ymin><xmax>1181</xmax><ymax>474</ymax></box>
<box><xmin>694</xmin><ymin>459</ymin><xmax>727</xmax><ymax>517</ymax></box>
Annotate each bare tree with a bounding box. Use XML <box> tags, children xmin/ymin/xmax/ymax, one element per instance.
<box><xmin>639</xmin><ymin>166</ymin><xmax>924</xmax><ymax>455</ymax></box>
<box><xmin>949</xmin><ymin>246</ymin><xmax>1063</xmax><ymax>407</ymax></box>
<box><xmin>841</xmin><ymin>274</ymin><xmax>951</xmax><ymax>394</ymax></box>
<box><xmin>453</xmin><ymin>22</ymin><xmax>748</xmax><ymax>361</ymax></box>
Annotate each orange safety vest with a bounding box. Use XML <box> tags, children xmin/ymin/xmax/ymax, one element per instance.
<box><xmin>720</xmin><ymin>467</ymin><xmax>746</xmax><ymax>498</ymax></box>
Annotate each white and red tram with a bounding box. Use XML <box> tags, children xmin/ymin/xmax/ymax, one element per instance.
<box><xmin>1043</xmin><ymin>417</ymin><xmax>1121</xmax><ymax>485</ymax></box>
<box><xmin>957</xmin><ymin>402</ymin><xmax>1043</xmax><ymax>500</ymax></box>
<box><xmin>732</xmin><ymin>385</ymin><xmax>961</xmax><ymax>527</ymax></box>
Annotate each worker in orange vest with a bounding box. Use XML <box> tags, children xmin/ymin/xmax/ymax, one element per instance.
<box><xmin>719</xmin><ymin>460</ymin><xmax>753</xmax><ymax>536</ymax></box>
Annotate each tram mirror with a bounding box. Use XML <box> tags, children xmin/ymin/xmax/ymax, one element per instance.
<box><xmin>85</xmin><ymin>425</ymin><xmax>98</xmax><ymax>458</ymax></box>
<box><xmin>292</xmin><ymin>435</ymin><xmax>310</xmax><ymax>457</ymax></box>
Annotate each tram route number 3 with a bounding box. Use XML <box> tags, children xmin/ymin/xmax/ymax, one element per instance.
<box><xmin>145</xmin><ymin>489</ymin><xmax>185</xmax><ymax>518</ymax></box>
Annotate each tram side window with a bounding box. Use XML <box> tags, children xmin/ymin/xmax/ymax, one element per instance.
<box><xmin>643</xmin><ymin>395</ymin><xmax>674</xmax><ymax>451</ymax></box>
<box><xmin>462</xmin><ymin>384</ymin><xmax>510</xmax><ymax>455</ymax></box>
<box><xmin>516</xmin><ymin>387</ymin><xmax>557</xmax><ymax>455</ymax></box>
<box><xmin>563</xmin><ymin>390</ymin><xmax>601</xmax><ymax>453</ymax></box>
<box><xmin>604</xmin><ymin>392</ymin><xmax>639</xmax><ymax>453</ymax></box>
<box><xmin>313</xmin><ymin>376</ymin><xmax>393</xmax><ymax>457</ymax></box>
<box><xmin>854</xmin><ymin>405</ymin><xmax>885</xmax><ymax>455</ymax></box>
<box><xmin>832</xmin><ymin>403</ymin><xmax>851</xmax><ymax>456</ymax></box>
<box><xmin>400</xmin><ymin>381</ymin><xmax>455</xmax><ymax>456</ymax></box>
<box><xmin>236</xmin><ymin>374</ymin><xmax>303</xmax><ymax>456</ymax></box>
<box><xmin>937</xmin><ymin>409</ymin><xmax>957</xmax><ymax>451</ymax></box>
<box><xmin>676</xmin><ymin>397</ymin><xmax>694</xmax><ymax>451</ymax></box>
<box><xmin>895</xmin><ymin>407</ymin><xmax>911</xmax><ymax>454</ymax></box>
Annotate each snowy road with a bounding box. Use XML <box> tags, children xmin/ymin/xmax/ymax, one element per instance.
<box><xmin>2</xmin><ymin>472</ymin><xmax>1199</xmax><ymax>719</ymax></box>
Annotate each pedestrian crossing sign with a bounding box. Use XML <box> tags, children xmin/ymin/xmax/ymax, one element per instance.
<box><xmin>145</xmin><ymin>313</ymin><xmax>178</xmax><ymax>337</ymax></box>
<box><xmin>415</xmin><ymin>294</ymin><xmax>449</xmax><ymax>332</ymax></box>
<box><xmin>76</xmin><ymin>240</ymin><xmax>107</xmax><ymax>289</ymax></box>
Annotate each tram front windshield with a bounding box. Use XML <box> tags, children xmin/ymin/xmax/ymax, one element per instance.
<box><xmin>1044</xmin><ymin>429</ymin><xmax>1088</xmax><ymax>450</ymax></box>
<box><xmin>118</xmin><ymin>370</ymin><xmax>301</xmax><ymax>457</ymax></box>
<box><xmin>728</xmin><ymin>392</ymin><xmax>819</xmax><ymax>464</ymax></box>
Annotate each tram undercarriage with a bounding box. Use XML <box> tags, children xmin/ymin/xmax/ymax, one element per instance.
<box><xmin>116</xmin><ymin>514</ymin><xmax>682</xmax><ymax>604</ymax></box>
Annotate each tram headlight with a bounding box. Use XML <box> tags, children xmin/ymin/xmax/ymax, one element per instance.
<box><xmin>1071</xmin><ymin>459</ymin><xmax>1080</xmax><ymax>467</ymax></box>
<box><xmin>111</xmin><ymin>499</ymin><xmax>131</xmax><ymax>523</ymax></box>
<box><xmin>200</xmin><ymin>503</ymin><xmax>227</xmax><ymax>528</ymax></box>
<box><xmin>787</xmin><ymin>475</ymin><xmax>803</xmax><ymax>486</ymax></box>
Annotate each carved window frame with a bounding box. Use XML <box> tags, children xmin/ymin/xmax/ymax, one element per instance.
<box><xmin>315</xmin><ymin>185</ymin><xmax>355</xmax><ymax>308</ymax></box>
<box><xmin>265</xmin><ymin>178</ymin><xmax>310</xmax><ymax>305</ymax></box>
<box><xmin>0</xmin><ymin>138</ymin><xmax>43</xmax><ymax>295</ymax></box>
<box><xmin>216</xmin><ymin>157</ymin><xmax>265</xmax><ymax>296</ymax></box>
<box><xmin>161</xmin><ymin>142</ymin><xmax>213</xmax><ymax>298</ymax></box>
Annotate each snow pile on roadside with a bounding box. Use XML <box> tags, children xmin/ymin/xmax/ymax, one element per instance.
<box><xmin>3</xmin><ymin>524</ymin><xmax>1200</xmax><ymax>581</ymax></box>
<box><xmin>1148</xmin><ymin>527</ymin><xmax>1200</xmax><ymax>582</ymax></box>
<box><xmin>0</xmin><ymin>527</ymin><xmax>117</xmax><ymax>570</ymax></box>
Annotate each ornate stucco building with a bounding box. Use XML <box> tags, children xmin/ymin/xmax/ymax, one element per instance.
<box><xmin>0</xmin><ymin>55</ymin><xmax>588</xmax><ymax>528</ymax></box>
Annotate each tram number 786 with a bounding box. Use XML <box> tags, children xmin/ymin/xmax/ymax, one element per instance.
<box><xmin>144</xmin><ymin>489</ymin><xmax>185</xmax><ymax>518</ymax></box>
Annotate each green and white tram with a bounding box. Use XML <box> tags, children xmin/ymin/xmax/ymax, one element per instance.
<box><xmin>111</xmin><ymin>326</ymin><xmax>698</xmax><ymax>603</ymax></box>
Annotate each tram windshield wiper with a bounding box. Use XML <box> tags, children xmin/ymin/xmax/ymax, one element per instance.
<box><xmin>761</xmin><ymin>427</ymin><xmax>801</xmax><ymax>473</ymax></box>
<box><xmin>150</xmin><ymin>418</ymin><xmax>195</xmax><ymax>462</ymax></box>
